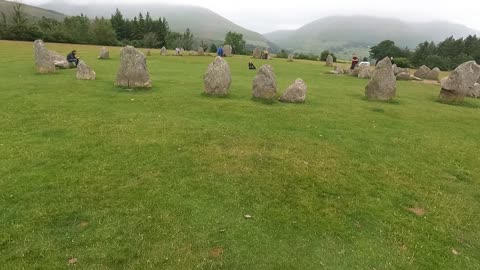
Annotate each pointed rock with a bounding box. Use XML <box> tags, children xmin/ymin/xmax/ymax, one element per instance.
<box><xmin>279</xmin><ymin>79</ymin><xmax>307</xmax><ymax>103</ymax></box>
<box><xmin>115</xmin><ymin>46</ymin><xmax>152</xmax><ymax>89</ymax></box>
<box><xmin>203</xmin><ymin>56</ymin><xmax>232</xmax><ymax>96</ymax></box>
<box><xmin>98</xmin><ymin>47</ymin><xmax>109</xmax><ymax>59</ymax></box>
<box><xmin>365</xmin><ymin>57</ymin><xmax>396</xmax><ymax>101</ymax></box>
<box><xmin>252</xmin><ymin>65</ymin><xmax>277</xmax><ymax>100</ymax></box>
<box><xmin>440</xmin><ymin>61</ymin><xmax>480</xmax><ymax>102</ymax></box>
<box><xmin>76</xmin><ymin>61</ymin><xmax>96</xmax><ymax>80</ymax></box>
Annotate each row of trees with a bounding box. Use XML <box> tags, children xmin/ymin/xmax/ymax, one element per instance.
<box><xmin>0</xmin><ymin>3</ymin><xmax>248</xmax><ymax>53</ymax></box>
<box><xmin>369</xmin><ymin>36</ymin><xmax>480</xmax><ymax>70</ymax></box>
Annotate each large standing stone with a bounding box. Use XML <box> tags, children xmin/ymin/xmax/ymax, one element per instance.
<box><xmin>467</xmin><ymin>83</ymin><xmax>480</xmax><ymax>98</ymax></box>
<box><xmin>287</xmin><ymin>54</ymin><xmax>294</xmax><ymax>62</ymax></box>
<box><xmin>198</xmin><ymin>47</ymin><xmax>205</xmax><ymax>56</ymax></box>
<box><xmin>414</xmin><ymin>65</ymin><xmax>431</xmax><ymax>79</ymax></box>
<box><xmin>98</xmin><ymin>47</ymin><xmax>109</xmax><ymax>59</ymax></box>
<box><xmin>279</xmin><ymin>79</ymin><xmax>307</xmax><ymax>103</ymax></box>
<box><xmin>252</xmin><ymin>65</ymin><xmax>277</xmax><ymax>100</ymax></box>
<box><xmin>33</xmin><ymin>40</ymin><xmax>56</xmax><ymax>73</ymax></box>
<box><xmin>426</xmin><ymin>67</ymin><xmax>440</xmax><ymax>81</ymax></box>
<box><xmin>76</xmin><ymin>61</ymin><xmax>96</xmax><ymax>80</ymax></box>
<box><xmin>203</xmin><ymin>56</ymin><xmax>232</xmax><ymax>96</ymax></box>
<box><xmin>365</xmin><ymin>57</ymin><xmax>397</xmax><ymax>101</ymax></box>
<box><xmin>439</xmin><ymin>61</ymin><xmax>480</xmax><ymax>102</ymax></box>
<box><xmin>161</xmin><ymin>46</ymin><xmax>168</xmax><ymax>56</ymax></box>
<box><xmin>223</xmin><ymin>45</ymin><xmax>233</xmax><ymax>57</ymax></box>
<box><xmin>115</xmin><ymin>46</ymin><xmax>152</xmax><ymax>89</ymax></box>
<box><xmin>326</xmin><ymin>55</ymin><xmax>334</xmax><ymax>67</ymax></box>
<box><xmin>252</xmin><ymin>47</ymin><xmax>262</xmax><ymax>59</ymax></box>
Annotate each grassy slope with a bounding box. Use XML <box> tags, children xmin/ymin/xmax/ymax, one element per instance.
<box><xmin>0</xmin><ymin>0</ymin><xmax>66</xmax><ymax>21</ymax></box>
<box><xmin>0</xmin><ymin>40</ymin><xmax>479</xmax><ymax>269</ymax></box>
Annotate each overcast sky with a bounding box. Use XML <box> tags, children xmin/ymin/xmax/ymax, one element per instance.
<box><xmin>23</xmin><ymin>0</ymin><xmax>480</xmax><ymax>33</ymax></box>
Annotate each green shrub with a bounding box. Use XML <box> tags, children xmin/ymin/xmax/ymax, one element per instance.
<box><xmin>394</xmin><ymin>57</ymin><xmax>411</xmax><ymax>68</ymax></box>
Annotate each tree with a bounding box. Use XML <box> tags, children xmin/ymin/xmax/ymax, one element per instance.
<box><xmin>4</xmin><ymin>3</ymin><xmax>41</xmax><ymax>41</ymax></box>
<box><xmin>111</xmin><ymin>9</ymin><xmax>127</xmax><ymax>40</ymax></box>
<box><xmin>143</xmin><ymin>32</ymin><xmax>159</xmax><ymax>48</ymax></box>
<box><xmin>224</xmin><ymin>31</ymin><xmax>246</xmax><ymax>55</ymax></box>
<box><xmin>166</xmin><ymin>32</ymin><xmax>182</xmax><ymax>48</ymax></box>
<box><xmin>320</xmin><ymin>50</ymin><xmax>336</xmax><ymax>61</ymax></box>
<box><xmin>181</xmin><ymin>28</ymin><xmax>194</xmax><ymax>50</ymax></box>
<box><xmin>90</xmin><ymin>17</ymin><xmax>117</xmax><ymax>45</ymax></box>
<box><xmin>369</xmin><ymin>40</ymin><xmax>403</xmax><ymax>61</ymax></box>
<box><xmin>63</xmin><ymin>14</ymin><xmax>91</xmax><ymax>43</ymax></box>
<box><xmin>209</xmin><ymin>43</ymin><xmax>217</xmax><ymax>53</ymax></box>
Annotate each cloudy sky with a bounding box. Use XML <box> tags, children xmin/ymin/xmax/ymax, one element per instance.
<box><xmin>23</xmin><ymin>0</ymin><xmax>480</xmax><ymax>33</ymax></box>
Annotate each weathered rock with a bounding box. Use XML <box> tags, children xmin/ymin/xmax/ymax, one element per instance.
<box><xmin>358</xmin><ymin>65</ymin><xmax>372</xmax><ymax>79</ymax></box>
<box><xmin>115</xmin><ymin>46</ymin><xmax>152</xmax><ymax>89</ymax></box>
<box><xmin>414</xmin><ymin>65</ymin><xmax>431</xmax><ymax>79</ymax></box>
<box><xmin>287</xmin><ymin>54</ymin><xmax>294</xmax><ymax>62</ymax></box>
<box><xmin>410</xmin><ymin>75</ymin><xmax>423</xmax><ymax>81</ymax></box>
<box><xmin>145</xmin><ymin>50</ymin><xmax>152</xmax><ymax>56</ymax></box>
<box><xmin>440</xmin><ymin>61</ymin><xmax>480</xmax><ymax>102</ymax></box>
<box><xmin>76</xmin><ymin>61</ymin><xmax>96</xmax><ymax>80</ymax></box>
<box><xmin>252</xmin><ymin>47</ymin><xmax>261</xmax><ymax>59</ymax></box>
<box><xmin>223</xmin><ymin>45</ymin><xmax>233</xmax><ymax>57</ymax></box>
<box><xmin>252</xmin><ymin>65</ymin><xmax>277</xmax><ymax>100</ymax></box>
<box><xmin>161</xmin><ymin>46</ymin><xmax>168</xmax><ymax>56</ymax></box>
<box><xmin>198</xmin><ymin>47</ymin><xmax>205</xmax><ymax>56</ymax></box>
<box><xmin>326</xmin><ymin>55</ymin><xmax>334</xmax><ymax>67</ymax></box>
<box><xmin>365</xmin><ymin>57</ymin><xmax>396</xmax><ymax>101</ymax></box>
<box><xmin>203</xmin><ymin>56</ymin><xmax>232</xmax><ymax>96</ymax></box>
<box><xmin>98</xmin><ymin>47</ymin><xmax>109</xmax><ymax>59</ymax></box>
<box><xmin>34</xmin><ymin>40</ymin><xmax>56</xmax><ymax>73</ymax></box>
<box><xmin>279</xmin><ymin>79</ymin><xmax>307</xmax><ymax>103</ymax></box>
<box><xmin>467</xmin><ymin>83</ymin><xmax>480</xmax><ymax>98</ymax></box>
<box><xmin>334</xmin><ymin>65</ymin><xmax>344</xmax><ymax>74</ymax></box>
<box><xmin>49</xmin><ymin>50</ymin><xmax>73</xmax><ymax>69</ymax></box>
<box><xmin>396</xmin><ymin>72</ymin><xmax>412</xmax><ymax>80</ymax></box>
<box><xmin>426</xmin><ymin>67</ymin><xmax>440</xmax><ymax>81</ymax></box>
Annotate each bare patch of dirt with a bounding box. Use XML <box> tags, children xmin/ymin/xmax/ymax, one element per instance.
<box><xmin>210</xmin><ymin>247</ymin><xmax>224</xmax><ymax>257</ymax></box>
<box><xmin>407</xmin><ymin>207</ymin><xmax>426</xmax><ymax>216</ymax></box>
<box><xmin>78</xmin><ymin>221</ymin><xmax>89</xmax><ymax>228</ymax></box>
<box><xmin>412</xmin><ymin>80</ymin><xmax>440</xmax><ymax>85</ymax></box>
<box><xmin>68</xmin><ymin>257</ymin><xmax>78</xmax><ymax>265</ymax></box>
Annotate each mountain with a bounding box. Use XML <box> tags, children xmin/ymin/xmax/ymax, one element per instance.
<box><xmin>0</xmin><ymin>0</ymin><xmax>66</xmax><ymax>21</ymax></box>
<box><xmin>38</xmin><ymin>1</ymin><xmax>270</xmax><ymax>47</ymax></box>
<box><xmin>264</xmin><ymin>16</ymin><xmax>480</xmax><ymax>58</ymax></box>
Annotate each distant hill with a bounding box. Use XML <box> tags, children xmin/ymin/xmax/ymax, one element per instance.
<box><xmin>0</xmin><ymin>0</ymin><xmax>66</xmax><ymax>21</ymax></box>
<box><xmin>264</xmin><ymin>16</ymin><xmax>480</xmax><ymax>59</ymax></box>
<box><xmin>38</xmin><ymin>1</ymin><xmax>270</xmax><ymax>47</ymax></box>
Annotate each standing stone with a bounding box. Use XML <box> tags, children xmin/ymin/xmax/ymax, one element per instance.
<box><xmin>467</xmin><ymin>83</ymin><xmax>480</xmax><ymax>98</ymax></box>
<box><xmin>414</xmin><ymin>65</ymin><xmax>431</xmax><ymax>79</ymax></box>
<box><xmin>252</xmin><ymin>65</ymin><xmax>277</xmax><ymax>100</ymax></box>
<box><xmin>49</xmin><ymin>50</ymin><xmax>72</xmax><ymax>69</ymax></box>
<box><xmin>223</xmin><ymin>45</ymin><xmax>233</xmax><ymax>57</ymax></box>
<box><xmin>252</xmin><ymin>47</ymin><xmax>261</xmax><ymax>59</ymax></box>
<box><xmin>426</xmin><ymin>67</ymin><xmax>440</xmax><ymax>81</ymax></box>
<box><xmin>98</xmin><ymin>47</ymin><xmax>109</xmax><ymax>59</ymax></box>
<box><xmin>180</xmin><ymin>48</ymin><xmax>184</xmax><ymax>56</ymax></box>
<box><xmin>145</xmin><ymin>50</ymin><xmax>152</xmax><ymax>56</ymax></box>
<box><xmin>198</xmin><ymin>47</ymin><xmax>205</xmax><ymax>56</ymax></box>
<box><xmin>439</xmin><ymin>61</ymin><xmax>480</xmax><ymax>102</ymax></box>
<box><xmin>326</xmin><ymin>55</ymin><xmax>334</xmax><ymax>67</ymax></box>
<box><xmin>161</xmin><ymin>46</ymin><xmax>168</xmax><ymax>56</ymax></box>
<box><xmin>365</xmin><ymin>57</ymin><xmax>397</xmax><ymax>101</ymax></box>
<box><xmin>33</xmin><ymin>40</ymin><xmax>56</xmax><ymax>73</ymax></box>
<box><xmin>287</xmin><ymin>54</ymin><xmax>294</xmax><ymax>62</ymax></box>
<box><xmin>358</xmin><ymin>65</ymin><xmax>372</xmax><ymax>79</ymax></box>
<box><xmin>279</xmin><ymin>79</ymin><xmax>307</xmax><ymax>103</ymax></box>
<box><xmin>203</xmin><ymin>56</ymin><xmax>232</xmax><ymax>96</ymax></box>
<box><xmin>76</xmin><ymin>61</ymin><xmax>96</xmax><ymax>80</ymax></box>
<box><xmin>115</xmin><ymin>46</ymin><xmax>152</xmax><ymax>89</ymax></box>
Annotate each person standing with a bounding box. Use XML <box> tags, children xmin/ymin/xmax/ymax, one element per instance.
<box><xmin>217</xmin><ymin>46</ymin><xmax>224</xmax><ymax>57</ymax></box>
<box><xmin>350</xmin><ymin>54</ymin><xmax>359</xmax><ymax>70</ymax></box>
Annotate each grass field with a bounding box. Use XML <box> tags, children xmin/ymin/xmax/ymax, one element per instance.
<box><xmin>0</xmin><ymin>40</ymin><xmax>479</xmax><ymax>269</ymax></box>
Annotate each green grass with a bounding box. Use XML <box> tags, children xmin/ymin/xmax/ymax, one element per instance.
<box><xmin>1</xmin><ymin>40</ymin><xmax>480</xmax><ymax>270</ymax></box>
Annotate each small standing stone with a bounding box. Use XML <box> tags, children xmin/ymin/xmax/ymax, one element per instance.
<box><xmin>76</xmin><ymin>61</ymin><xmax>96</xmax><ymax>80</ymax></box>
<box><xmin>426</xmin><ymin>67</ymin><xmax>440</xmax><ymax>81</ymax></box>
<box><xmin>115</xmin><ymin>46</ymin><xmax>152</xmax><ymax>89</ymax></box>
<box><xmin>203</xmin><ymin>56</ymin><xmax>232</xmax><ymax>96</ymax></box>
<box><xmin>198</xmin><ymin>47</ymin><xmax>205</xmax><ymax>56</ymax></box>
<box><xmin>279</xmin><ymin>79</ymin><xmax>307</xmax><ymax>103</ymax></box>
<box><xmin>252</xmin><ymin>65</ymin><xmax>277</xmax><ymax>100</ymax></box>
<box><xmin>287</xmin><ymin>54</ymin><xmax>294</xmax><ymax>62</ymax></box>
<box><xmin>326</xmin><ymin>55</ymin><xmax>334</xmax><ymax>67</ymax></box>
<box><xmin>161</xmin><ymin>46</ymin><xmax>168</xmax><ymax>56</ymax></box>
<box><xmin>365</xmin><ymin>57</ymin><xmax>397</xmax><ymax>101</ymax></box>
<box><xmin>145</xmin><ymin>50</ymin><xmax>152</xmax><ymax>56</ymax></box>
<box><xmin>252</xmin><ymin>47</ymin><xmax>262</xmax><ymax>59</ymax></box>
<box><xmin>98</xmin><ymin>47</ymin><xmax>110</xmax><ymax>59</ymax></box>
<box><xmin>223</xmin><ymin>45</ymin><xmax>233</xmax><ymax>57</ymax></box>
<box><xmin>414</xmin><ymin>65</ymin><xmax>431</xmax><ymax>79</ymax></box>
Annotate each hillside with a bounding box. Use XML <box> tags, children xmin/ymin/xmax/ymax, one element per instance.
<box><xmin>0</xmin><ymin>0</ymin><xmax>66</xmax><ymax>21</ymax></box>
<box><xmin>39</xmin><ymin>1</ymin><xmax>270</xmax><ymax>47</ymax></box>
<box><xmin>264</xmin><ymin>16</ymin><xmax>480</xmax><ymax>58</ymax></box>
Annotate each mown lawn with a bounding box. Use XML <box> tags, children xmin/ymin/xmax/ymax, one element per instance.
<box><xmin>0</xmin><ymin>40</ymin><xmax>479</xmax><ymax>269</ymax></box>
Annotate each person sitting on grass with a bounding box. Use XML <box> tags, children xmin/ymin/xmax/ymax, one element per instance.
<box><xmin>248</xmin><ymin>61</ymin><xmax>256</xmax><ymax>70</ymax></box>
<box><xmin>67</xmin><ymin>50</ymin><xmax>80</xmax><ymax>66</ymax></box>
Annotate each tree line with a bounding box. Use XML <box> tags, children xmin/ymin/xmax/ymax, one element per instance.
<box><xmin>369</xmin><ymin>36</ymin><xmax>480</xmax><ymax>71</ymax></box>
<box><xmin>0</xmin><ymin>3</ymin><xmax>248</xmax><ymax>53</ymax></box>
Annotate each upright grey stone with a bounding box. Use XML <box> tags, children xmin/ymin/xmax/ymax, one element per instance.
<box><xmin>223</xmin><ymin>45</ymin><xmax>233</xmax><ymax>57</ymax></box>
<box><xmin>252</xmin><ymin>65</ymin><xmax>277</xmax><ymax>100</ymax></box>
<box><xmin>358</xmin><ymin>65</ymin><xmax>372</xmax><ymax>79</ymax></box>
<box><xmin>161</xmin><ymin>46</ymin><xmax>168</xmax><ymax>56</ymax></box>
<box><xmin>287</xmin><ymin>54</ymin><xmax>294</xmax><ymax>62</ymax></box>
<box><xmin>33</xmin><ymin>40</ymin><xmax>55</xmax><ymax>73</ymax></box>
<box><xmin>365</xmin><ymin>57</ymin><xmax>397</xmax><ymax>101</ymax></box>
<box><xmin>98</xmin><ymin>47</ymin><xmax>109</xmax><ymax>59</ymax></box>
<box><xmin>326</xmin><ymin>55</ymin><xmax>334</xmax><ymax>67</ymax></box>
<box><xmin>252</xmin><ymin>47</ymin><xmax>261</xmax><ymax>59</ymax></box>
<box><xmin>198</xmin><ymin>47</ymin><xmax>205</xmax><ymax>56</ymax></box>
<box><xmin>426</xmin><ymin>67</ymin><xmax>440</xmax><ymax>81</ymax></box>
<box><xmin>414</xmin><ymin>65</ymin><xmax>431</xmax><ymax>79</ymax></box>
<box><xmin>439</xmin><ymin>61</ymin><xmax>480</xmax><ymax>102</ymax></box>
<box><xmin>76</xmin><ymin>61</ymin><xmax>96</xmax><ymax>80</ymax></box>
<box><xmin>115</xmin><ymin>46</ymin><xmax>152</xmax><ymax>89</ymax></box>
<box><xmin>279</xmin><ymin>79</ymin><xmax>307</xmax><ymax>103</ymax></box>
<box><xmin>203</xmin><ymin>56</ymin><xmax>232</xmax><ymax>96</ymax></box>
<box><xmin>145</xmin><ymin>50</ymin><xmax>152</xmax><ymax>56</ymax></box>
